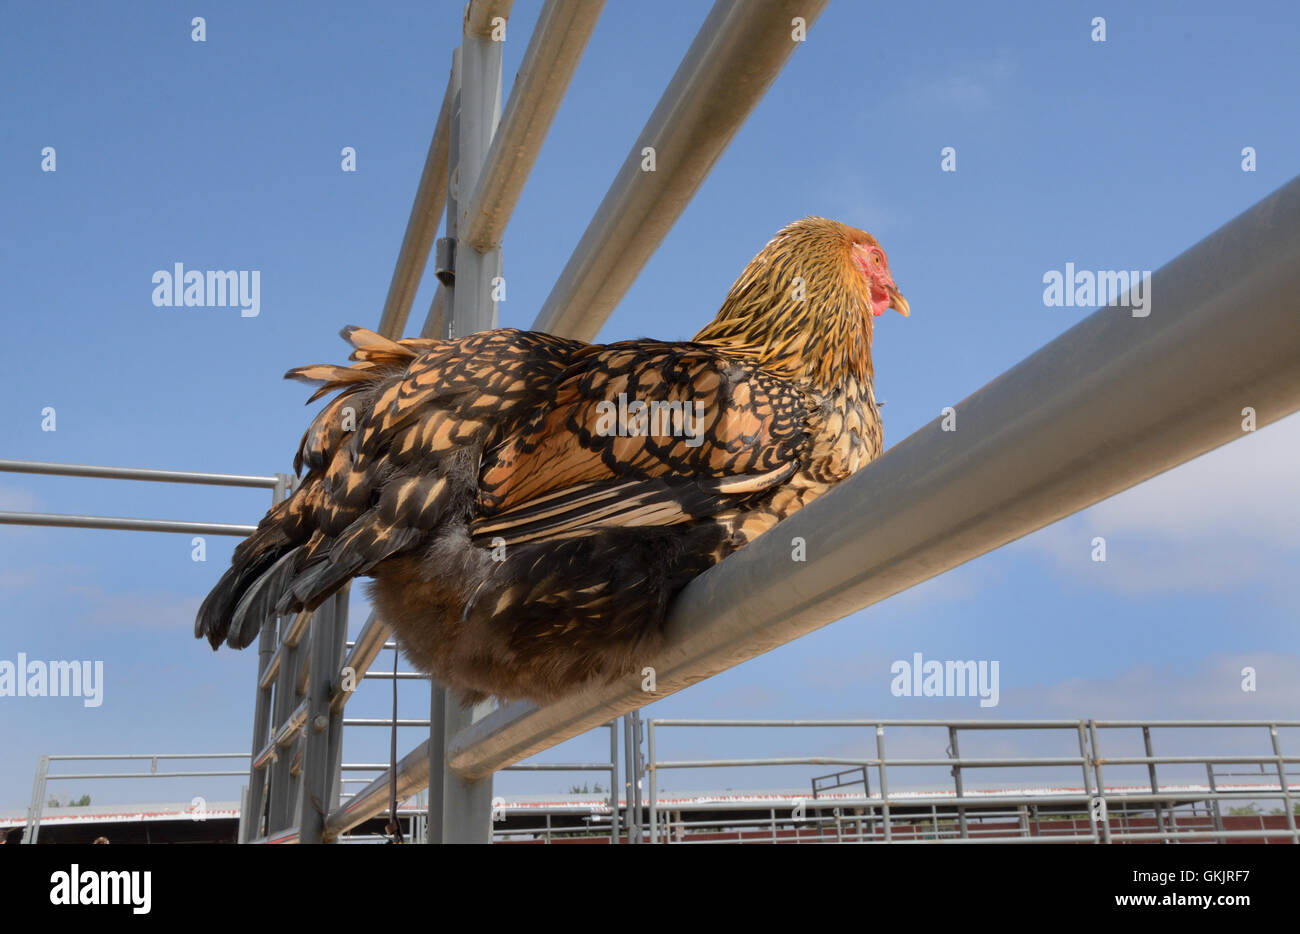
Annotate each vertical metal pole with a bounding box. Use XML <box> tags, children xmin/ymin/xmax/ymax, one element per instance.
<box><xmin>267</xmin><ymin>614</ymin><xmax>301</xmax><ymax>835</ymax></box>
<box><xmin>1088</xmin><ymin>721</ymin><xmax>1111</xmax><ymax>844</ymax></box>
<box><xmin>434</xmin><ymin>11</ymin><xmax>505</xmax><ymax>840</ymax></box>
<box><xmin>1268</xmin><ymin>724</ymin><xmax>1298</xmax><ymax>843</ymax></box>
<box><xmin>1142</xmin><ymin>726</ymin><xmax>1166</xmax><ymax>839</ymax></box>
<box><xmin>647</xmin><ymin>719</ymin><xmax>657</xmax><ymax>844</ymax></box>
<box><xmin>633</xmin><ymin>710</ymin><xmax>644</xmax><ymax>838</ymax></box>
<box><xmin>237</xmin><ymin>784</ymin><xmax>249</xmax><ymax>843</ymax></box>
<box><xmin>624</xmin><ymin>711</ymin><xmax>644</xmax><ymax>843</ymax></box>
<box><xmin>440</xmin><ymin>696</ymin><xmax>496</xmax><ymax>842</ymax></box>
<box><xmin>1205</xmin><ymin>764</ymin><xmax>1225</xmax><ymax>843</ymax></box>
<box><xmin>454</xmin><ymin>3</ymin><xmax>505</xmax><ymax>337</ymax></box>
<box><xmin>427</xmin><ymin>680</ymin><xmax>448</xmax><ymax>844</ymax></box>
<box><xmin>622</xmin><ymin>714</ymin><xmax>636</xmax><ymax>842</ymax></box>
<box><xmin>21</xmin><ymin>755</ymin><xmax>49</xmax><ymax>844</ymax></box>
<box><xmin>242</xmin><ymin>475</ymin><xmax>290</xmax><ymax>842</ymax></box>
<box><xmin>608</xmin><ymin>720</ymin><xmax>620</xmax><ymax>844</ymax></box>
<box><xmin>1076</xmin><ymin>721</ymin><xmax>1098</xmax><ymax>843</ymax></box>
<box><xmin>875</xmin><ymin>725</ymin><xmax>891</xmax><ymax>843</ymax></box>
<box><xmin>329</xmin><ymin>686</ymin><xmax>346</xmax><ymax>814</ymax></box>
<box><xmin>427</xmin><ymin>49</ymin><xmax>462</xmax><ymax>847</ymax></box>
<box><xmin>948</xmin><ymin>726</ymin><xmax>968</xmax><ymax>840</ymax></box>
<box><xmin>297</xmin><ymin>589</ymin><xmax>349</xmax><ymax>843</ymax></box>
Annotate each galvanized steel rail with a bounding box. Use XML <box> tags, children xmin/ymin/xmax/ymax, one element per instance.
<box><xmin>0</xmin><ymin>458</ymin><xmax>279</xmax><ymax>537</ymax></box>
<box><xmin>0</xmin><ymin>458</ymin><xmax>279</xmax><ymax>488</ymax></box>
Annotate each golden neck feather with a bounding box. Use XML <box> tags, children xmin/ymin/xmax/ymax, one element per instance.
<box><xmin>691</xmin><ymin>219</ymin><xmax>875</xmax><ymax>391</ymax></box>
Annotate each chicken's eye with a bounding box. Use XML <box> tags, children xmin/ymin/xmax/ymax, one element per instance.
<box><xmin>872</xmin><ymin>252</ymin><xmax>883</xmax><ymax>266</ymax></box>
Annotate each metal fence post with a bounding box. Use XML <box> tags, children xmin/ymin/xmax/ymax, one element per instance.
<box><xmin>1142</xmin><ymin>725</ymin><xmax>1166</xmax><ymax>839</ymax></box>
<box><xmin>297</xmin><ymin>590</ymin><xmax>349</xmax><ymax>843</ymax></box>
<box><xmin>608</xmin><ymin>720</ymin><xmax>620</xmax><ymax>844</ymax></box>
<box><xmin>647</xmin><ymin>719</ymin><xmax>657</xmax><ymax>844</ymax></box>
<box><xmin>21</xmin><ymin>755</ymin><xmax>50</xmax><ymax>844</ymax></box>
<box><xmin>623</xmin><ymin>712</ymin><xmax>644</xmax><ymax>843</ymax></box>
<box><xmin>266</xmin><ymin>613</ymin><xmax>303</xmax><ymax>836</ymax></box>
<box><xmin>427</xmin><ymin>45</ymin><xmax>463</xmax><ymax>847</ymax></box>
<box><xmin>241</xmin><ymin>475</ymin><xmax>291</xmax><ymax>842</ymax></box>
<box><xmin>440</xmin><ymin>697</ymin><xmax>497</xmax><ymax>843</ymax></box>
<box><xmin>875</xmin><ymin>725</ymin><xmax>891</xmax><ymax>843</ymax></box>
<box><xmin>454</xmin><ymin>1</ymin><xmax>506</xmax><ymax>338</ymax></box>
<box><xmin>1205</xmin><ymin>763</ymin><xmax>1226</xmax><ymax>842</ymax></box>
<box><xmin>431</xmin><ymin>2</ymin><xmax>507</xmax><ymax>839</ymax></box>
<box><xmin>1088</xmin><ymin>721</ymin><xmax>1112</xmax><ymax>844</ymax></box>
<box><xmin>237</xmin><ymin>784</ymin><xmax>249</xmax><ymax>843</ymax></box>
<box><xmin>1268</xmin><ymin>724</ymin><xmax>1298</xmax><ymax>843</ymax></box>
<box><xmin>948</xmin><ymin>726</ymin><xmax>968</xmax><ymax>840</ymax></box>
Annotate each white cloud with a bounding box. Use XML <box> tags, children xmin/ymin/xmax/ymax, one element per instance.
<box><xmin>0</xmin><ymin>485</ymin><xmax>39</xmax><ymax>512</ymax></box>
<box><xmin>1082</xmin><ymin>413</ymin><xmax>1300</xmax><ymax>545</ymax></box>
<box><xmin>0</xmin><ymin>568</ymin><xmax>40</xmax><ymax>591</ymax></box>
<box><xmin>0</xmin><ymin>562</ymin><xmax>93</xmax><ymax>594</ymax></box>
<box><xmin>1017</xmin><ymin>413</ymin><xmax>1300</xmax><ymax>592</ymax></box>
<box><xmin>1005</xmin><ymin>653</ymin><xmax>1300</xmax><ymax>721</ymax></box>
<box><xmin>917</xmin><ymin>49</ymin><xmax>1018</xmax><ymax>114</ymax></box>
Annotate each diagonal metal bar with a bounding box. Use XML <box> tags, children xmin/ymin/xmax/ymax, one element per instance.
<box><xmin>374</xmin><ymin>71</ymin><xmax>456</xmax><ymax>339</ymax></box>
<box><xmin>531</xmin><ymin>0</ymin><xmax>827</xmax><ymax>340</ymax></box>
<box><xmin>460</xmin><ymin>0</ymin><xmax>605</xmax><ymax>252</ymax></box>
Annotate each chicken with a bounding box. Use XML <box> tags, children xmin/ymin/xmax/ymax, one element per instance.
<box><xmin>196</xmin><ymin>218</ymin><xmax>908</xmax><ymax>703</ymax></box>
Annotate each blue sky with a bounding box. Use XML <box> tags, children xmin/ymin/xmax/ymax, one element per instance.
<box><xmin>1</xmin><ymin>1</ymin><xmax>1297</xmax><ymax>810</ymax></box>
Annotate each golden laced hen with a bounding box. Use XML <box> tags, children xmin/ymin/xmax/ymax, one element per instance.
<box><xmin>197</xmin><ymin>218</ymin><xmax>908</xmax><ymax>703</ymax></box>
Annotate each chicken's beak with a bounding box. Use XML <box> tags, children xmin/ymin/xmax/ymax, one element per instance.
<box><xmin>887</xmin><ymin>284</ymin><xmax>910</xmax><ymax>317</ymax></box>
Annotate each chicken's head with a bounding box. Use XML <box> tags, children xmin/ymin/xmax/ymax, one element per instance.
<box><xmin>694</xmin><ymin>217</ymin><xmax>908</xmax><ymax>389</ymax></box>
<box><xmin>849</xmin><ymin>238</ymin><xmax>910</xmax><ymax>319</ymax></box>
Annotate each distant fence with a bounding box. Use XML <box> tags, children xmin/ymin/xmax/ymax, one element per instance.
<box><xmin>645</xmin><ymin>719</ymin><xmax>1300</xmax><ymax>844</ymax></box>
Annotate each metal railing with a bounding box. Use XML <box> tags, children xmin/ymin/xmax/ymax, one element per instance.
<box><xmin>0</xmin><ymin>458</ymin><xmax>278</xmax><ymax>536</ymax></box>
<box><xmin>327</xmin><ymin>709</ymin><xmax>624</xmax><ymax>844</ymax></box>
<box><xmin>642</xmin><ymin>719</ymin><xmax>1300</xmax><ymax>844</ymax></box>
<box><xmin>22</xmin><ymin>753</ymin><xmax>249</xmax><ymax>844</ymax></box>
<box><xmin>0</xmin><ymin>457</ymin><xmax>302</xmax><ymax>843</ymax></box>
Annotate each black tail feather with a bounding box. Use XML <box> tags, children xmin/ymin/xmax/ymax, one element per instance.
<box><xmin>194</xmin><ymin>547</ymin><xmax>288</xmax><ymax>650</ymax></box>
<box><xmin>274</xmin><ymin>525</ymin><xmax>424</xmax><ymax>616</ymax></box>
<box><xmin>226</xmin><ymin>549</ymin><xmax>302</xmax><ymax>649</ymax></box>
